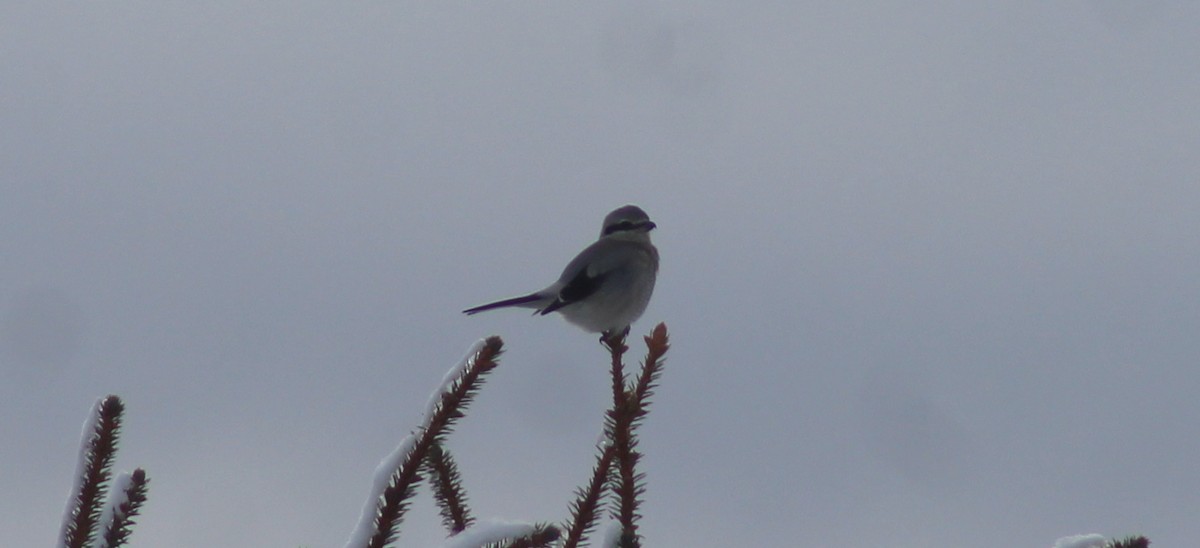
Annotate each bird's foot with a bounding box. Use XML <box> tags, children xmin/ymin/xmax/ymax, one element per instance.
<box><xmin>599</xmin><ymin>326</ymin><xmax>631</xmax><ymax>347</ymax></box>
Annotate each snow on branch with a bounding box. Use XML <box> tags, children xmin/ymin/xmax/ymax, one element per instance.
<box><xmin>48</xmin><ymin>326</ymin><xmax>671</xmax><ymax>548</ymax></box>
<box><xmin>1106</xmin><ymin>536</ymin><xmax>1150</xmax><ymax>548</ymax></box>
<box><xmin>345</xmin><ymin>337</ymin><xmax>504</xmax><ymax>548</ymax></box>
<box><xmin>96</xmin><ymin>468</ymin><xmax>150</xmax><ymax>548</ymax></box>
<box><xmin>444</xmin><ymin>519</ymin><xmax>560</xmax><ymax>548</ymax></box>
<box><xmin>59</xmin><ymin>395</ymin><xmax>123</xmax><ymax>548</ymax></box>
<box><xmin>57</xmin><ymin>395</ymin><xmax>149</xmax><ymax>548</ymax></box>
<box><xmin>488</xmin><ymin>523</ymin><xmax>561</xmax><ymax>548</ymax></box>
<box><xmin>1053</xmin><ymin>534</ymin><xmax>1151</xmax><ymax>548</ymax></box>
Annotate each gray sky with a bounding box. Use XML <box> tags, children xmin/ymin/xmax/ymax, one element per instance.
<box><xmin>3</xmin><ymin>2</ymin><xmax>1199</xmax><ymax>546</ymax></box>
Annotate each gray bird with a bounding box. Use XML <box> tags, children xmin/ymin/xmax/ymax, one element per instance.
<box><xmin>463</xmin><ymin>205</ymin><xmax>659</xmax><ymax>335</ymax></box>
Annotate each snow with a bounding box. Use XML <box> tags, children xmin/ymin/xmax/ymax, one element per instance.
<box><xmin>599</xmin><ymin>520</ymin><xmax>623</xmax><ymax>548</ymax></box>
<box><xmin>343</xmin><ymin>434</ymin><xmax>417</xmax><ymax>548</ymax></box>
<box><xmin>57</xmin><ymin>397</ymin><xmax>104</xmax><ymax>548</ymax></box>
<box><xmin>1053</xmin><ymin>534</ymin><xmax>1107</xmax><ymax>548</ymax></box>
<box><xmin>424</xmin><ymin>339</ymin><xmax>489</xmax><ymax>420</ymax></box>
<box><xmin>344</xmin><ymin>340</ymin><xmax>488</xmax><ymax>548</ymax></box>
<box><xmin>441</xmin><ymin>519</ymin><xmax>537</xmax><ymax>548</ymax></box>
<box><xmin>90</xmin><ymin>471</ymin><xmax>134</xmax><ymax>548</ymax></box>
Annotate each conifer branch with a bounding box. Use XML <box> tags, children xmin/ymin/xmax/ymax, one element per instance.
<box><xmin>607</xmin><ymin>397</ymin><xmax>642</xmax><ymax>548</ymax></box>
<box><xmin>359</xmin><ymin>337</ymin><xmax>503</xmax><ymax>548</ymax></box>
<box><xmin>607</xmin><ymin>323</ymin><xmax>669</xmax><ymax>548</ymax></box>
<box><xmin>487</xmin><ymin>523</ymin><xmax>562</xmax><ymax>548</ymax></box>
<box><xmin>504</xmin><ymin>523</ymin><xmax>562</xmax><ymax>548</ymax></box>
<box><xmin>98</xmin><ymin>469</ymin><xmax>150</xmax><ymax>548</ymax></box>
<box><xmin>426</xmin><ymin>442</ymin><xmax>474</xmax><ymax>535</ymax></box>
<box><xmin>562</xmin><ymin>443</ymin><xmax>616</xmax><ymax>548</ymax></box>
<box><xmin>1107</xmin><ymin>536</ymin><xmax>1150</xmax><ymax>548</ymax></box>
<box><xmin>602</xmin><ymin>328</ymin><xmax>631</xmax><ymax>409</ymax></box>
<box><xmin>62</xmin><ymin>395</ymin><xmax>125</xmax><ymax>548</ymax></box>
<box><xmin>633</xmin><ymin>323</ymin><xmax>669</xmax><ymax>408</ymax></box>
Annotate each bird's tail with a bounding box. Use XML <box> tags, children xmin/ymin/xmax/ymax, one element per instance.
<box><xmin>462</xmin><ymin>293</ymin><xmax>545</xmax><ymax>315</ymax></box>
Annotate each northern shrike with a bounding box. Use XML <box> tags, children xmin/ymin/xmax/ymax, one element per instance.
<box><xmin>463</xmin><ymin>205</ymin><xmax>659</xmax><ymax>335</ymax></box>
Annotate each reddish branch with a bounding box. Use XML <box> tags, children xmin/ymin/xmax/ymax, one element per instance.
<box><xmin>611</xmin><ymin>323</ymin><xmax>669</xmax><ymax>548</ymax></box>
<box><xmin>63</xmin><ymin>395</ymin><xmax>125</xmax><ymax>548</ymax></box>
<box><xmin>100</xmin><ymin>469</ymin><xmax>150</xmax><ymax>548</ymax></box>
<box><xmin>562</xmin><ymin>443</ymin><xmax>617</xmax><ymax>548</ymax></box>
<box><xmin>426</xmin><ymin>442</ymin><xmax>474</xmax><ymax>534</ymax></box>
<box><xmin>363</xmin><ymin>337</ymin><xmax>503</xmax><ymax>548</ymax></box>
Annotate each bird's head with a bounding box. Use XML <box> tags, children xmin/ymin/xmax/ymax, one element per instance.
<box><xmin>600</xmin><ymin>205</ymin><xmax>657</xmax><ymax>241</ymax></box>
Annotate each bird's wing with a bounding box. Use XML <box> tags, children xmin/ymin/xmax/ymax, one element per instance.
<box><xmin>538</xmin><ymin>239</ymin><xmax>641</xmax><ymax>315</ymax></box>
<box><xmin>538</xmin><ymin>265</ymin><xmax>607</xmax><ymax>315</ymax></box>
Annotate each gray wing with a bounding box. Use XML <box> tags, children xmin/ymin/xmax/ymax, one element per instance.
<box><xmin>539</xmin><ymin>239</ymin><xmax>653</xmax><ymax>315</ymax></box>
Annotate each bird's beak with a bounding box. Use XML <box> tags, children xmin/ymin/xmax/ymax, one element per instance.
<box><xmin>643</xmin><ymin>221</ymin><xmax>657</xmax><ymax>231</ymax></box>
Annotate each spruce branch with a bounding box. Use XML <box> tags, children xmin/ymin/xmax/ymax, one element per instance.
<box><xmin>602</xmin><ymin>327</ymin><xmax>631</xmax><ymax>410</ymax></box>
<box><xmin>1107</xmin><ymin>536</ymin><xmax>1150</xmax><ymax>548</ymax></box>
<box><xmin>62</xmin><ymin>395</ymin><xmax>125</xmax><ymax>548</ymax></box>
<box><xmin>607</xmin><ymin>323</ymin><xmax>669</xmax><ymax>548</ymax></box>
<box><xmin>633</xmin><ymin>323</ymin><xmax>669</xmax><ymax>408</ymax></box>
<box><xmin>562</xmin><ymin>443</ymin><xmax>617</xmax><ymax>548</ymax></box>
<box><xmin>562</xmin><ymin>325</ymin><xmax>668</xmax><ymax>548</ymax></box>
<box><xmin>357</xmin><ymin>337</ymin><xmax>503</xmax><ymax>548</ymax></box>
<box><xmin>487</xmin><ymin>523</ymin><xmax>562</xmax><ymax>548</ymax></box>
<box><xmin>98</xmin><ymin>468</ymin><xmax>150</xmax><ymax>548</ymax></box>
<box><xmin>505</xmin><ymin>524</ymin><xmax>562</xmax><ymax>548</ymax></box>
<box><xmin>607</xmin><ymin>396</ymin><xmax>643</xmax><ymax>548</ymax></box>
<box><xmin>426</xmin><ymin>442</ymin><xmax>474</xmax><ymax>535</ymax></box>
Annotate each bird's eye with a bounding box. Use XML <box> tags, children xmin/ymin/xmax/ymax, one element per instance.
<box><xmin>604</xmin><ymin>221</ymin><xmax>637</xmax><ymax>235</ymax></box>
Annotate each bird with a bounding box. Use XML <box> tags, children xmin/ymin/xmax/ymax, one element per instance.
<box><xmin>463</xmin><ymin>205</ymin><xmax>659</xmax><ymax>337</ymax></box>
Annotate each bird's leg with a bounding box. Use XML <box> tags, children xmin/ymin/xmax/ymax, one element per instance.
<box><xmin>599</xmin><ymin>326</ymin><xmax>631</xmax><ymax>346</ymax></box>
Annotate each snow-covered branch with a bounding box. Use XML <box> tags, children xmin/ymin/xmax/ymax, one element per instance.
<box><xmin>57</xmin><ymin>395</ymin><xmax>149</xmax><ymax>548</ymax></box>
<box><xmin>345</xmin><ymin>337</ymin><xmax>503</xmax><ymax>548</ymax></box>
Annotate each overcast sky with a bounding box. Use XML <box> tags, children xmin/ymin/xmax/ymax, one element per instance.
<box><xmin>3</xmin><ymin>2</ymin><xmax>1199</xmax><ymax>547</ymax></box>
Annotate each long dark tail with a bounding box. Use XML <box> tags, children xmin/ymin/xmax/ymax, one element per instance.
<box><xmin>462</xmin><ymin>293</ymin><xmax>544</xmax><ymax>315</ymax></box>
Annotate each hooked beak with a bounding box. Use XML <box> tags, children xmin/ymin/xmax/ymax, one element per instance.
<box><xmin>642</xmin><ymin>221</ymin><xmax>657</xmax><ymax>231</ymax></box>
